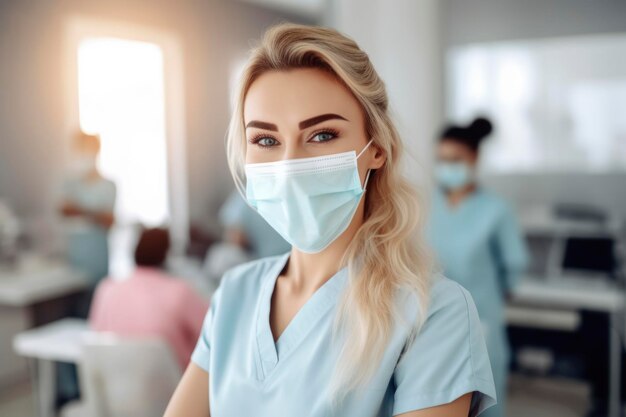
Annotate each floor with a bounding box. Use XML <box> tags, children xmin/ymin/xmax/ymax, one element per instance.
<box><xmin>0</xmin><ymin>373</ymin><xmax>591</xmax><ymax>417</ymax></box>
<box><xmin>508</xmin><ymin>374</ymin><xmax>590</xmax><ymax>417</ymax></box>
<box><xmin>0</xmin><ymin>378</ymin><xmax>35</xmax><ymax>417</ymax></box>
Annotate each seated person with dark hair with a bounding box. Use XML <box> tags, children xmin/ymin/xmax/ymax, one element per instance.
<box><xmin>89</xmin><ymin>227</ymin><xmax>209</xmax><ymax>370</ymax></box>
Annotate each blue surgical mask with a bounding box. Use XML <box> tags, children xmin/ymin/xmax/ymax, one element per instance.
<box><xmin>435</xmin><ymin>162</ymin><xmax>473</xmax><ymax>190</ymax></box>
<box><xmin>245</xmin><ymin>140</ymin><xmax>374</xmax><ymax>253</ymax></box>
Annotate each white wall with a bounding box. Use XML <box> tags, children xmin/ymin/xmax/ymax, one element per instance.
<box><xmin>0</xmin><ymin>0</ymin><xmax>303</xmax><ymax>237</ymax></box>
<box><xmin>325</xmin><ymin>0</ymin><xmax>444</xmax><ymax>185</ymax></box>
<box><xmin>442</xmin><ymin>0</ymin><xmax>626</xmax><ymax>46</ymax></box>
<box><xmin>441</xmin><ymin>0</ymin><xmax>626</xmax><ymax>218</ymax></box>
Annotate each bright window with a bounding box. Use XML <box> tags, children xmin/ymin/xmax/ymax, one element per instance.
<box><xmin>77</xmin><ymin>37</ymin><xmax>169</xmax><ymax>226</ymax></box>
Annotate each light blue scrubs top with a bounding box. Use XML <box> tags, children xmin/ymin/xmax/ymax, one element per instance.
<box><xmin>427</xmin><ymin>188</ymin><xmax>528</xmax><ymax>417</ymax></box>
<box><xmin>63</xmin><ymin>177</ymin><xmax>116</xmax><ymax>285</ymax></box>
<box><xmin>219</xmin><ymin>191</ymin><xmax>291</xmax><ymax>259</ymax></box>
<box><xmin>428</xmin><ymin>189</ymin><xmax>528</xmax><ymax>331</ymax></box>
<box><xmin>191</xmin><ymin>252</ymin><xmax>496</xmax><ymax>416</ymax></box>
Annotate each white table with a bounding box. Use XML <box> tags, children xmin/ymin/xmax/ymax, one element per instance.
<box><xmin>13</xmin><ymin>319</ymin><xmax>90</xmax><ymax>417</ymax></box>
<box><xmin>0</xmin><ymin>262</ymin><xmax>89</xmax><ymax>392</ymax></box>
<box><xmin>511</xmin><ymin>276</ymin><xmax>624</xmax><ymax>312</ymax></box>
<box><xmin>508</xmin><ymin>275</ymin><xmax>625</xmax><ymax>417</ymax></box>
<box><xmin>0</xmin><ymin>263</ymin><xmax>88</xmax><ymax>307</ymax></box>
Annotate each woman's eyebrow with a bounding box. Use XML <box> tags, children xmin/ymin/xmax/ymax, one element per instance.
<box><xmin>245</xmin><ymin>120</ymin><xmax>278</xmax><ymax>131</ymax></box>
<box><xmin>244</xmin><ymin>113</ymin><xmax>348</xmax><ymax>131</ymax></box>
<box><xmin>299</xmin><ymin>113</ymin><xmax>348</xmax><ymax>129</ymax></box>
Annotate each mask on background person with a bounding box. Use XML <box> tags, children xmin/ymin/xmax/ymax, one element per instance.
<box><xmin>435</xmin><ymin>162</ymin><xmax>473</xmax><ymax>191</ymax></box>
<box><xmin>245</xmin><ymin>140</ymin><xmax>374</xmax><ymax>253</ymax></box>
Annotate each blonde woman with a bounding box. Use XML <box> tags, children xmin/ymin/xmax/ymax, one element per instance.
<box><xmin>165</xmin><ymin>24</ymin><xmax>496</xmax><ymax>417</ymax></box>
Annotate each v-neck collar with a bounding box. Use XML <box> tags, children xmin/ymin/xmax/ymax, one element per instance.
<box><xmin>437</xmin><ymin>187</ymin><xmax>481</xmax><ymax>214</ymax></box>
<box><xmin>254</xmin><ymin>252</ymin><xmax>348</xmax><ymax>380</ymax></box>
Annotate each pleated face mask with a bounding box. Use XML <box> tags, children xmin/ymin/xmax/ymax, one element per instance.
<box><xmin>244</xmin><ymin>140</ymin><xmax>374</xmax><ymax>253</ymax></box>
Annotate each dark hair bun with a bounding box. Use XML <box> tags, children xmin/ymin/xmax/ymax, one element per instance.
<box><xmin>440</xmin><ymin>116</ymin><xmax>493</xmax><ymax>151</ymax></box>
<box><xmin>468</xmin><ymin>117</ymin><xmax>492</xmax><ymax>142</ymax></box>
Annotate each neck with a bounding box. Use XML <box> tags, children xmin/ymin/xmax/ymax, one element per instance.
<box><xmin>86</xmin><ymin>169</ymin><xmax>100</xmax><ymax>181</ymax></box>
<box><xmin>79</xmin><ymin>169</ymin><xmax>100</xmax><ymax>182</ymax></box>
<box><xmin>284</xmin><ymin>200</ymin><xmax>365</xmax><ymax>295</ymax></box>
<box><xmin>446</xmin><ymin>183</ymin><xmax>477</xmax><ymax>206</ymax></box>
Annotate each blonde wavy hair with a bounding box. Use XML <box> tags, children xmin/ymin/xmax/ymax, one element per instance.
<box><xmin>226</xmin><ymin>23</ymin><xmax>433</xmax><ymax>398</ymax></box>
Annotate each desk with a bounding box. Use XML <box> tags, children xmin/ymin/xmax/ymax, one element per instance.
<box><xmin>508</xmin><ymin>276</ymin><xmax>625</xmax><ymax>417</ymax></box>
<box><xmin>0</xmin><ymin>263</ymin><xmax>88</xmax><ymax>307</ymax></box>
<box><xmin>511</xmin><ymin>276</ymin><xmax>624</xmax><ymax>312</ymax></box>
<box><xmin>13</xmin><ymin>319</ymin><xmax>90</xmax><ymax>417</ymax></box>
<box><xmin>0</xmin><ymin>263</ymin><xmax>89</xmax><ymax>390</ymax></box>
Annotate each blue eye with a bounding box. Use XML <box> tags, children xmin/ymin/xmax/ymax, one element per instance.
<box><xmin>311</xmin><ymin>130</ymin><xmax>338</xmax><ymax>142</ymax></box>
<box><xmin>256</xmin><ymin>137</ymin><xmax>278</xmax><ymax>147</ymax></box>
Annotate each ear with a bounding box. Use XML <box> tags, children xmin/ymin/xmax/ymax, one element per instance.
<box><xmin>368</xmin><ymin>141</ymin><xmax>386</xmax><ymax>170</ymax></box>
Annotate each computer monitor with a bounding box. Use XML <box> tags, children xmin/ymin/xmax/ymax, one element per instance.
<box><xmin>561</xmin><ymin>236</ymin><xmax>616</xmax><ymax>277</ymax></box>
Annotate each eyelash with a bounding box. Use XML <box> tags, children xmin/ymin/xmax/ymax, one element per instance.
<box><xmin>309</xmin><ymin>128</ymin><xmax>339</xmax><ymax>143</ymax></box>
<box><xmin>248</xmin><ymin>133</ymin><xmax>279</xmax><ymax>148</ymax></box>
<box><xmin>248</xmin><ymin>128</ymin><xmax>340</xmax><ymax>148</ymax></box>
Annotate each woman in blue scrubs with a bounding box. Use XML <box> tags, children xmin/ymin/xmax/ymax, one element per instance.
<box><xmin>428</xmin><ymin>118</ymin><xmax>529</xmax><ymax>417</ymax></box>
<box><xmin>61</xmin><ymin>132</ymin><xmax>116</xmax><ymax>290</ymax></box>
<box><xmin>57</xmin><ymin>132</ymin><xmax>116</xmax><ymax>407</ymax></box>
<box><xmin>166</xmin><ymin>24</ymin><xmax>496</xmax><ymax>417</ymax></box>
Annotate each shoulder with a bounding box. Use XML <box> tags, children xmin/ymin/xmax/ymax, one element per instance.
<box><xmin>396</xmin><ymin>275</ymin><xmax>484</xmax><ymax>347</ymax></box>
<box><xmin>397</xmin><ymin>275</ymin><xmax>489</xmax><ymax>372</ymax></box>
<box><xmin>398</xmin><ymin>276</ymin><xmax>472</xmax><ymax>320</ymax></box>
<box><xmin>92</xmin><ymin>276</ymin><xmax>117</xmax><ymax>301</ymax></box>
<box><xmin>428</xmin><ymin>275</ymin><xmax>473</xmax><ymax>315</ymax></box>
<box><xmin>394</xmin><ymin>276</ymin><xmax>478</xmax><ymax>346</ymax></box>
<box><xmin>391</xmin><ymin>276</ymin><xmax>497</xmax><ymax>415</ymax></box>
<box><xmin>430</xmin><ymin>188</ymin><xmax>446</xmax><ymax>207</ymax></box>
<box><xmin>476</xmin><ymin>189</ymin><xmax>512</xmax><ymax>215</ymax></box>
<box><xmin>100</xmin><ymin>178</ymin><xmax>117</xmax><ymax>193</ymax></box>
<box><xmin>418</xmin><ymin>276</ymin><xmax>476</xmax><ymax>328</ymax></box>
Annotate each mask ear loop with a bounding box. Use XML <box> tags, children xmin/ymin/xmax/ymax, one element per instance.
<box><xmin>357</xmin><ymin>139</ymin><xmax>375</xmax><ymax>191</ymax></box>
<box><xmin>356</xmin><ymin>139</ymin><xmax>374</xmax><ymax>159</ymax></box>
<box><xmin>362</xmin><ymin>169</ymin><xmax>372</xmax><ymax>191</ymax></box>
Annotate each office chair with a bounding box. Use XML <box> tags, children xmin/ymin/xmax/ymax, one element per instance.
<box><xmin>61</xmin><ymin>335</ymin><xmax>182</xmax><ymax>417</ymax></box>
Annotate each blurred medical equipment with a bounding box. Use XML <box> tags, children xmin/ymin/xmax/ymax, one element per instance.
<box><xmin>507</xmin><ymin>203</ymin><xmax>626</xmax><ymax>417</ymax></box>
<box><xmin>522</xmin><ymin>203</ymin><xmax>624</xmax><ymax>283</ymax></box>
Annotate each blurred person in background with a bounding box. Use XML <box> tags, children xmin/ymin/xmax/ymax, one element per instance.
<box><xmin>219</xmin><ymin>189</ymin><xmax>291</xmax><ymax>259</ymax></box>
<box><xmin>89</xmin><ymin>227</ymin><xmax>209</xmax><ymax>370</ymax></box>
<box><xmin>60</xmin><ymin>131</ymin><xmax>116</xmax><ymax>307</ymax></box>
<box><xmin>203</xmin><ymin>190</ymin><xmax>292</xmax><ymax>283</ymax></box>
<box><xmin>56</xmin><ymin>131</ymin><xmax>116</xmax><ymax>407</ymax></box>
<box><xmin>428</xmin><ymin>117</ymin><xmax>529</xmax><ymax>417</ymax></box>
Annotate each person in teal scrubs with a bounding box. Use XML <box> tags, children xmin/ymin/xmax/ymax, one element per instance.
<box><xmin>60</xmin><ymin>131</ymin><xmax>116</xmax><ymax>290</ymax></box>
<box><xmin>166</xmin><ymin>24</ymin><xmax>496</xmax><ymax>417</ymax></box>
<box><xmin>56</xmin><ymin>132</ymin><xmax>116</xmax><ymax>408</ymax></box>
<box><xmin>428</xmin><ymin>117</ymin><xmax>529</xmax><ymax>417</ymax></box>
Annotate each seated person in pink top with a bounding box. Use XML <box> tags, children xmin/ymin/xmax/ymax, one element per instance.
<box><xmin>89</xmin><ymin>227</ymin><xmax>209</xmax><ymax>370</ymax></box>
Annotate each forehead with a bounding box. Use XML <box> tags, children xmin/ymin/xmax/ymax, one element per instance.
<box><xmin>243</xmin><ymin>68</ymin><xmax>364</xmax><ymax>127</ymax></box>
<box><xmin>438</xmin><ymin>139</ymin><xmax>474</xmax><ymax>157</ymax></box>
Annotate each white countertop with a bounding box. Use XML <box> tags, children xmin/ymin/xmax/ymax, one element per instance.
<box><xmin>0</xmin><ymin>262</ymin><xmax>89</xmax><ymax>306</ymax></box>
<box><xmin>512</xmin><ymin>274</ymin><xmax>624</xmax><ymax>312</ymax></box>
<box><xmin>13</xmin><ymin>318</ymin><xmax>90</xmax><ymax>363</ymax></box>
